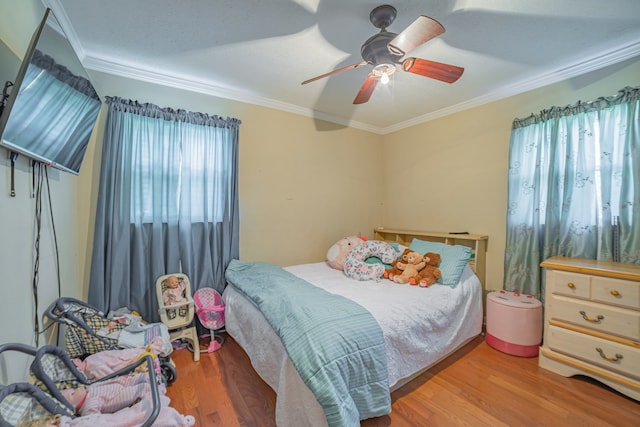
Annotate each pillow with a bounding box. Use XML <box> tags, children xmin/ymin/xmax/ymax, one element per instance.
<box><xmin>344</xmin><ymin>240</ymin><xmax>398</xmax><ymax>281</ymax></box>
<box><xmin>365</xmin><ymin>242</ymin><xmax>405</xmax><ymax>268</ymax></box>
<box><xmin>408</xmin><ymin>238</ymin><xmax>471</xmax><ymax>287</ymax></box>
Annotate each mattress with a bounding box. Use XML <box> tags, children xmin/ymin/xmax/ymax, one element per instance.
<box><xmin>223</xmin><ymin>261</ymin><xmax>483</xmax><ymax>426</ymax></box>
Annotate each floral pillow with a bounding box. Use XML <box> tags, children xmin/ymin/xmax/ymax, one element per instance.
<box><xmin>344</xmin><ymin>240</ymin><xmax>399</xmax><ymax>281</ymax></box>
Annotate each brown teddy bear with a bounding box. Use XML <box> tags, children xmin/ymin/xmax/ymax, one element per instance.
<box><xmin>415</xmin><ymin>252</ymin><xmax>442</xmax><ymax>287</ymax></box>
<box><xmin>390</xmin><ymin>250</ymin><xmax>426</xmax><ymax>284</ymax></box>
<box><xmin>384</xmin><ymin>248</ymin><xmax>411</xmax><ymax>279</ymax></box>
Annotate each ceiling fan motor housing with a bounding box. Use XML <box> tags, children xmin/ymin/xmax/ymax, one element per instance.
<box><xmin>361</xmin><ymin>31</ymin><xmax>399</xmax><ymax>66</ymax></box>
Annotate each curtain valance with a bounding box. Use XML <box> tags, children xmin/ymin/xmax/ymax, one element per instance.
<box><xmin>512</xmin><ymin>85</ymin><xmax>640</xmax><ymax>129</ymax></box>
<box><xmin>105</xmin><ymin>96</ymin><xmax>241</xmax><ymax>128</ymax></box>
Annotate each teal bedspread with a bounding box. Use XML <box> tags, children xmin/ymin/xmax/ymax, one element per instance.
<box><xmin>225</xmin><ymin>260</ymin><xmax>391</xmax><ymax>427</ymax></box>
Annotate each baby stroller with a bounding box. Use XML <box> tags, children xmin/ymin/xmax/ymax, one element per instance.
<box><xmin>44</xmin><ymin>297</ymin><xmax>177</xmax><ymax>385</ymax></box>
<box><xmin>0</xmin><ymin>342</ymin><xmax>161</xmax><ymax>427</ymax></box>
<box><xmin>193</xmin><ymin>288</ymin><xmax>225</xmax><ymax>353</ymax></box>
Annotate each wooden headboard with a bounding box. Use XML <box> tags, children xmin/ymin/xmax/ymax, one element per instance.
<box><xmin>373</xmin><ymin>227</ymin><xmax>489</xmax><ymax>292</ymax></box>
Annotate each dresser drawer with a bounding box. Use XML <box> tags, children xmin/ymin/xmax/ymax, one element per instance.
<box><xmin>546</xmin><ymin>325</ymin><xmax>640</xmax><ymax>380</ymax></box>
<box><xmin>549</xmin><ymin>270</ymin><xmax>590</xmax><ymax>299</ymax></box>
<box><xmin>591</xmin><ymin>276</ymin><xmax>640</xmax><ymax>310</ymax></box>
<box><xmin>549</xmin><ymin>295</ymin><xmax>640</xmax><ymax>341</ymax></box>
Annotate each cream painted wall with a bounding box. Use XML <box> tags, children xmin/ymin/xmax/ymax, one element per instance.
<box><xmin>381</xmin><ymin>57</ymin><xmax>640</xmax><ymax>292</ymax></box>
<box><xmin>0</xmin><ymin>0</ymin><xmax>97</xmax><ymax>382</ymax></box>
<box><xmin>236</xmin><ymin>109</ymin><xmax>384</xmax><ymax>266</ymax></box>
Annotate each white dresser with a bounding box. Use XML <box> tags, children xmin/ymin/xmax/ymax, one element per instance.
<box><xmin>539</xmin><ymin>256</ymin><xmax>640</xmax><ymax>401</ymax></box>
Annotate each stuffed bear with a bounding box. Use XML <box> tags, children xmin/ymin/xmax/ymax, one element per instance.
<box><xmin>326</xmin><ymin>235</ymin><xmax>367</xmax><ymax>270</ymax></box>
<box><xmin>390</xmin><ymin>251</ymin><xmax>426</xmax><ymax>284</ymax></box>
<box><xmin>384</xmin><ymin>248</ymin><xmax>411</xmax><ymax>279</ymax></box>
<box><xmin>415</xmin><ymin>252</ymin><xmax>442</xmax><ymax>287</ymax></box>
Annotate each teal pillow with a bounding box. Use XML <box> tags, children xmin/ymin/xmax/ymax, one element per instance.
<box><xmin>408</xmin><ymin>238</ymin><xmax>471</xmax><ymax>287</ymax></box>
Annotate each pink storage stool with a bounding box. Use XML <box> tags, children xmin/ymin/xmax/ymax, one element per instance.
<box><xmin>485</xmin><ymin>290</ymin><xmax>542</xmax><ymax>357</ymax></box>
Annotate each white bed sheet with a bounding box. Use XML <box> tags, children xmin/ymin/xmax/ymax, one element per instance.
<box><xmin>223</xmin><ymin>262</ymin><xmax>483</xmax><ymax>427</ymax></box>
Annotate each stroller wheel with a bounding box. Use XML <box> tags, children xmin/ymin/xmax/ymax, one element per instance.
<box><xmin>160</xmin><ymin>360</ymin><xmax>178</xmax><ymax>386</ymax></box>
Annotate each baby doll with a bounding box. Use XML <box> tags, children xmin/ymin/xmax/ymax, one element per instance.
<box><xmin>72</xmin><ymin>345</ymin><xmax>163</xmax><ymax>381</ymax></box>
<box><xmin>59</xmin><ymin>375</ymin><xmax>194</xmax><ymax>426</ymax></box>
<box><xmin>96</xmin><ymin>320</ymin><xmax>120</xmax><ymax>339</ymax></box>
<box><xmin>161</xmin><ymin>275</ymin><xmax>188</xmax><ymax>318</ymax></box>
<box><xmin>61</xmin><ymin>374</ymin><xmax>153</xmax><ymax>416</ymax></box>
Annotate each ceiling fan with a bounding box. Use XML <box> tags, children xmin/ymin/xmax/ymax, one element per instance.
<box><xmin>301</xmin><ymin>4</ymin><xmax>464</xmax><ymax>104</ymax></box>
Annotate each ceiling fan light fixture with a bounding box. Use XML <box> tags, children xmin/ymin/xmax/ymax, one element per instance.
<box><xmin>302</xmin><ymin>5</ymin><xmax>462</xmax><ymax>104</ymax></box>
<box><xmin>372</xmin><ymin>63</ymin><xmax>396</xmax><ymax>85</ymax></box>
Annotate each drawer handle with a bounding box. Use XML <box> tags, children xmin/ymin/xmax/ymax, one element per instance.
<box><xmin>610</xmin><ymin>290</ymin><xmax>620</xmax><ymax>297</ymax></box>
<box><xmin>596</xmin><ymin>348</ymin><xmax>623</xmax><ymax>362</ymax></box>
<box><xmin>579</xmin><ymin>310</ymin><xmax>604</xmax><ymax>323</ymax></box>
<box><xmin>567</xmin><ymin>282</ymin><xmax>575</xmax><ymax>289</ymax></box>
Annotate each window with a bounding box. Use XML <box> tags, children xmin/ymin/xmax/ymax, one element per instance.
<box><xmin>504</xmin><ymin>87</ymin><xmax>639</xmax><ymax>297</ymax></box>
<box><xmin>89</xmin><ymin>97</ymin><xmax>240</xmax><ymax>322</ymax></box>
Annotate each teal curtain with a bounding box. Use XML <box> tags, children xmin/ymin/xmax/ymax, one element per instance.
<box><xmin>88</xmin><ymin>97</ymin><xmax>240</xmax><ymax>322</ymax></box>
<box><xmin>504</xmin><ymin>86</ymin><xmax>640</xmax><ymax>298</ymax></box>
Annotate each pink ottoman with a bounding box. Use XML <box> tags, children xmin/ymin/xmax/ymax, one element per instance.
<box><xmin>485</xmin><ymin>290</ymin><xmax>542</xmax><ymax>357</ymax></box>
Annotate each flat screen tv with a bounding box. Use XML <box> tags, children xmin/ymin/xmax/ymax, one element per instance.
<box><xmin>0</xmin><ymin>8</ymin><xmax>101</xmax><ymax>175</ymax></box>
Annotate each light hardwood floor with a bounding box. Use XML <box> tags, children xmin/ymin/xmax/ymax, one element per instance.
<box><xmin>166</xmin><ymin>334</ymin><xmax>639</xmax><ymax>426</ymax></box>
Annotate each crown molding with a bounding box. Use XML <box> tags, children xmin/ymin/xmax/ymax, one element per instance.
<box><xmin>84</xmin><ymin>39</ymin><xmax>640</xmax><ymax>135</ymax></box>
<box><xmin>40</xmin><ymin>0</ymin><xmax>87</xmax><ymax>60</ymax></box>
<box><xmin>380</xmin><ymin>40</ymin><xmax>640</xmax><ymax>134</ymax></box>
<box><xmin>82</xmin><ymin>54</ymin><xmax>381</xmax><ymax>134</ymax></box>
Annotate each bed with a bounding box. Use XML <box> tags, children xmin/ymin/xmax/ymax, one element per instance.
<box><xmin>223</xmin><ymin>229</ymin><xmax>488</xmax><ymax>427</ymax></box>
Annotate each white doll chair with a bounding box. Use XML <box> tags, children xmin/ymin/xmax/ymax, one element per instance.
<box><xmin>155</xmin><ymin>273</ymin><xmax>200</xmax><ymax>362</ymax></box>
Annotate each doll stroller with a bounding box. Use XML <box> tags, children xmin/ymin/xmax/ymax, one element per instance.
<box><xmin>193</xmin><ymin>288</ymin><xmax>225</xmax><ymax>353</ymax></box>
<box><xmin>44</xmin><ymin>297</ymin><xmax>177</xmax><ymax>385</ymax></box>
<box><xmin>0</xmin><ymin>342</ymin><xmax>161</xmax><ymax>427</ymax></box>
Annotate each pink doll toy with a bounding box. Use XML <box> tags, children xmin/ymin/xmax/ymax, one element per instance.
<box><xmin>72</xmin><ymin>345</ymin><xmax>163</xmax><ymax>382</ymax></box>
<box><xmin>162</xmin><ymin>275</ymin><xmax>188</xmax><ymax>319</ymax></box>
<box><xmin>61</xmin><ymin>374</ymin><xmax>151</xmax><ymax>416</ymax></box>
<box><xmin>95</xmin><ymin>320</ymin><xmax>120</xmax><ymax>339</ymax></box>
<box><xmin>59</xmin><ymin>375</ymin><xmax>195</xmax><ymax>426</ymax></box>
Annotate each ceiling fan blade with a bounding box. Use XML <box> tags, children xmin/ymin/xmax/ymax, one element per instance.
<box><xmin>388</xmin><ymin>16</ymin><xmax>445</xmax><ymax>56</ymax></box>
<box><xmin>353</xmin><ymin>75</ymin><xmax>379</xmax><ymax>104</ymax></box>
<box><xmin>402</xmin><ymin>57</ymin><xmax>464</xmax><ymax>83</ymax></box>
<box><xmin>301</xmin><ymin>61</ymin><xmax>368</xmax><ymax>85</ymax></box>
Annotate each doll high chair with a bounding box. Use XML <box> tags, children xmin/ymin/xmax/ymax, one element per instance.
<box><xmin>193</xmin><ymin>287</ymin><xmax>225</xmax><ymax>352</ymax></box>
<box><xmin>156</xmin><ymin>273</ymin><xmax>200</xmax><ymax>361</ymax></box>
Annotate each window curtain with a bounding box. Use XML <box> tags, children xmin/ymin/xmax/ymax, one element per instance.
<box><xmin>88</xmin><ymin>96</ymin><xmax>240</xmax><ymax>322</ymax></box>
<box><xmin>504</xmin><ymin>86</ymin><xmax>640</xmax><ymax>299</ymax></box>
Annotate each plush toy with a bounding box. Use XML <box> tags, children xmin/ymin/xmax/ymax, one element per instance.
<box><xmin>326</xmin><ymin>235</ymin><xmax>367</xmax><ymax>270</ymax></box>
<box><xmin>415</xmin><ymin>252</ymin><xmax>442</xmax><ymax>287</ymax></box>
<box><xmin>390</xmin><ymin>251</ymin><xmax>426</xmax><ymax>285</ymax></box>
<box><xmin>384</xmin><ymin>248</ymin><xmax>411</xmax><ymax>279</ymax></box>
<box><xmin>344</xmin><ymin>240</ymin><xmax>399</xmax><ymax>281</ymax></box>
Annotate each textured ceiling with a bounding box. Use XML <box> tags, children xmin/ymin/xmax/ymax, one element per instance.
<box><xmin>44</xmin><ymin>0</ymin><xmax>640</xmax><ymax>134</ymax></box>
